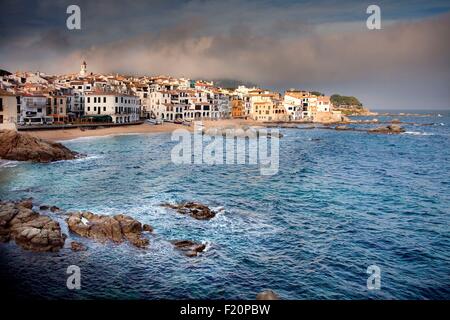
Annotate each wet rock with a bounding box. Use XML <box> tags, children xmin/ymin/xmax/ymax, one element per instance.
<box><xmin>50</xmin><ymin>206</ymin><xmax>60</xmax><ymax>212</ymax></box>
<box><xmin>391</xmin><ymin>119</ymin><xmax>401</xmax><ymax>124</ymax></box>
<box><xmin>19</xmin><ymin>198</ymin><xmax>33</xmax><ymax>209</ymax></box>
<box><xmin>162</xmin><ymin>202</ymin><xmax>216</xmax><ymax>220</ymax></box>
<box><xmin>171</xmin><ymin>240</ymin><xmax>206</xmax><ymax>257</ymax></box>
<box><xmin>143</xmin><ymin>224</ymin><xmax>154</xmax><ymax>232</ymax></box>
<box><xmin>256</xmin><ymin>290</ymin><xmax>280</xmax><ymax>300</ymax></box>
<box><xmin>0</xmin><ymin>200</ymin><xmax>66</xmax><ymax>252</ymax></box>
<box><xmin>369</xmin><ymin>124</ymin><xmax>405</xmax><ymax>134</ymax></box>
<box><xmin>39</xmin><ymin>205</ymin><xmax>50</xmax><ymax>211</ymax></box>
<box><xmin>66</xmin><ymin>212</ymin><xmax>149</xmax><ymax>248</ymax></box>
<box><xmin>70</xmin><ymin>241</ymin><xmax>86</xmax><ymax>252</ymax></box>
<box><xmin>0</xmin><ymin>129</ymin><xmax>78</xmax><ymax>162</ymax></box>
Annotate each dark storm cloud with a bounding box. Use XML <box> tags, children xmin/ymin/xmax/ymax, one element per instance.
<box><xmin>1</xmin><ymin>0</ymin><xmax>449</xmax><ymax>109</ymax></box>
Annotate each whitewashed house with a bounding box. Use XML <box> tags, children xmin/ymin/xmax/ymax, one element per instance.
<box><xmin>84</xmin><ymin>92</ymin><xmax>140</xmax><ymax>123</ymax></box>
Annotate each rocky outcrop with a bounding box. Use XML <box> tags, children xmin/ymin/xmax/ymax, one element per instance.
<box><xmin>0</xmin><ymin>199</ymin><xmax>66</xmax><ymax>252</ymax></box>
<box><xmin>162</xmin><ymin>202</ymin><xmax>217</xmax><ymax>220</ymax></box>
<box><xmin>0</xmin><ymin>129</ymin><xmax>78</xmax><ymax>162</ymax></box>
<box><xmin>171</xmin><ymin>240</ymin><xmax>206</xmax><ymax>257</ymax></box>
<box><xmin>368</xmin><ymin>124</ymin><xmax>405</xmax><ymax>134</ymax></box>
<box><xmin>313</xmin><ymin>111</ymin><xmax>350</xmax><ymax>123</ymax></box>
<box><xmin>256</xmin><ymin>290</ymin><xmax>280</xmax><ymax>300</ymax></box>
<box><xmin>70</xmin><ymin>241</ymin><xmax>86</xmax><ymax>252</ymax></box>
<box><xmin>143</xmin><ymin>224</ymin><xmax>154</xmax><ymax>232</ymax></box>
<box><xmin>66</xmin><ymin>212</ymin><xmax>150</xmax><ymax>248</ymax></box>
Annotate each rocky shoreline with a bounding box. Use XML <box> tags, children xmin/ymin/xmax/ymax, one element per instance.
<box><xmin>0</xmin><ymin>130</ymin><xmax>79</xmax><ymax>162</ymax></box>
<box><xmin>0</xmin><ymin>199</ymin><xmax>66</xmax><ymax>252</ymax></box>
<box><xmin>0</xmin><ymin>199</ymin><xmax>211</xmax><ymax>257</ymax></box>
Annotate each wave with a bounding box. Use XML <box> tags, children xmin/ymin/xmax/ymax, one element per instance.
<box><xmin>202</xmin><ymin>241</ymin><xmax>212</xmax><ymax>252</ymax></box>
<box><xmin>72</xmin><ymin>154</ymin><xmax>103</xmax><ymax>162</ymax></box>
<box><xmin>402</xmin><ymin>131</ymin><xmax>434</xmax><ymax>136</ymax></box>
<box><xmin>0</xmin><ymin>160</ymin><xmax>19</xmax><ymax>168</ymax></box>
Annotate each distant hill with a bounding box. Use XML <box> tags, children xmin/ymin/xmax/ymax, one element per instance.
<box><xmin>330</xmin><ymin>94</ymin><xmax>363</xmax><ymax>108</ymax></box>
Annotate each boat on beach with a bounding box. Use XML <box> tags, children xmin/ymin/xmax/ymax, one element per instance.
<box><xmin>146</xmin><ymin>119</ymin><xmax>163</xmax><ymax>125</ymax></box>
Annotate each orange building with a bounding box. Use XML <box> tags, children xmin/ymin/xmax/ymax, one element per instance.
<box><xmin>231</xmin><ymin>99</ymin><xmax>245</xmax><ymax>118</ymax></box>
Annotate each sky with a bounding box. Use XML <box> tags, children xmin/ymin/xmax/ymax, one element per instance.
<box><xmin>0</xmin><ymin>0</ymin><xmax>449</xmax><ymax>110</ymax></box>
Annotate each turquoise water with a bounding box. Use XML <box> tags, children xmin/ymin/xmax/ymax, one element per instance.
<box><xmin>0</xmin><ymin>112</ymin><xmax>449</xmax><ymax>299</ymax></box>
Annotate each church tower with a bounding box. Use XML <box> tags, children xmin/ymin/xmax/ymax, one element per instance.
<box><xmin>80</xmin><ymin>61</ymin><xmax>87</xmax><ymax>76</ymax></box>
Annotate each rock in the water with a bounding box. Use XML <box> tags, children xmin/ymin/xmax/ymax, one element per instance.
<box><xmin>369</xmin><ymin>124</ymin><xmax>405</xmax><ymax>134</ymax></box>
<box><xmin>0</xmin><ymin>129</ymin><xmax>78</xmax><ymax>162</ymax></box>
<box><xmin>171</xmin><ymin>240</ymin><xmax>206</xmax><ymax>257</ymax></box>
<box><xmin>39</xmin><ymin>205</ymin><xmax>50</xmax><ymax>211</ymax></box>
<box><xmin>50</xmin><ymin>206</ymin><xmax>60</xmax><ymax>212</ymax></box>
<box><xmin>70</xmin><ymin>241</ymin><xmax>86</xmax><ymax>252</ymax></box>
<box><xmin>335</xmin><ymin>125</ymin><xmax>350</xmax><ymax>131</ymax></box>
<box><xmin>0</xmin><ymin>199</ymin><xmax>66</xmax><ymax>252</ymax></box>
<box><xmin>143</xmin><ymin>224</ymin><xmax>154</xmax><ymax>232</ymax></box>
<box><xmin>256</xmin><ymin>290</ymin><xmax>280</xmax><ymax>300</ymax></box>
<box><xmin>162</xmin><ymin>202</ymin><xmax>216</xmax><ymax>220</ymax></box>
<box><xmin>66</xmin><ymin>212</ymin><xmax>149</xmax><ymax>248</ymax></box>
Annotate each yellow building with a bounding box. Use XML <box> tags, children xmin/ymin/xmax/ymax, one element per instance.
<box><xmin>251</xmin><ymin>101</ymin><xmax>288</xmax><ymax>122</ymax></box>
<box><xmin>0</xmin><ymin>89</ymin><xmax>18</xmax><ymax>130</ymax></box>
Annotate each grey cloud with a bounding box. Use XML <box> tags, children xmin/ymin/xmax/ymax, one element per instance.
<box><xmin>1</xmin><ymin>1</ymin><xmax>449</xmax><ymax>109</ymax></box>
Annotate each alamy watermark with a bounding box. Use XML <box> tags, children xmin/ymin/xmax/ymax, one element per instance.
<box><xmin>66</xmin><ymin>5</ymin><xmax>81</xmax><ymax>30</ymax></box>
<box><xmin>170</xmin><ymin>122</ymin><xmax>279</xmax><ymax>176</ymax></box>
<box><xmin>66</xmin><ymin>265</ymin><xmax>81</xmax><ymax>290</ymax></box>
<box><xmin>367</xmin><ymin>265</ymin><xmax>381</xmax><ymax>290</ymax></box>
<box><xmin>366</xmin><ymin>5</ymin><xmax>381</xmax><ymax>30</ymax></box>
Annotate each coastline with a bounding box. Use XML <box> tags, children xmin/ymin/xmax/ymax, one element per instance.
<box><xmin>27</xmin><ymin>119</ymin><xmax>260</xmax><ymax>141</ymax></box>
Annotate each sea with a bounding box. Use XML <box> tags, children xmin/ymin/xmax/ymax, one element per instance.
<box><xmin>0</xmin><ymin>111</ymin><xmax>449</xmax><ymax>299</ymax></box>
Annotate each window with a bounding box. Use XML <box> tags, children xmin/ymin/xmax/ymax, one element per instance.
<box><xmin>60</xmin><ymin>99</ymin><xmax>63</xmax><ymax>104</ymax></box>
<box><xmin>0</xmin><ymin>98</ymin><xmax>2</xmax><ymax>111</ymax></box>
<box><xmin>94</xmin><ymin>107</ymin><xmax>97</xmax><ymax>111</ymax></box>
<box><xmin>87</xmin><ymin>107</ymin><xmax>90</xmax><ymax>111</ymax></box>
<box><xmin>115</xmin><ymin>97</ymin><xmax>118</xmax><ymax>103</ymax></box>
<box><xmin>103</xmin><ymin>107</ymin><xmax>106</xmax><ymax>111</ymax></box>
<box><xmin>103</xmin><ymin>97</ymin><xmax>106</xmax><ymax>103</ymax></box>
<box><xmin>87</xmin><ymin>97</ymin><xmax>90</xmax><ymax>103</ymax></box>
<box><xmin>37</xmin><ymin>108</ymin><xmax>42</xmax><ymax>113</ymax></box>
<box><xmin>94</xmin><ymin>97</ymin><xmax>97</xmax><ymax>103</ymax></box>
<box><xmin>121</xmin><ymin>97</ymin><xmax>123</xmax><ymax>103</ymax></box>
<box><xmin>0</xmin><ymin>115</ymin><xmax>3</xmax><ymax>123</ymax></box>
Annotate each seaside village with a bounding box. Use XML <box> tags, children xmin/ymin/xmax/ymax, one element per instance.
<box><xmin>0</xmin><ymin>61</ymin><xmax>345</xmax><ymax>130</ymax></box>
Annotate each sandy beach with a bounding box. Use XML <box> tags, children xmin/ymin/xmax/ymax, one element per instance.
<box><xmin>27</xmin><ymin>119</ymin><xmax>260</xmax><ymax>141</ymax></box>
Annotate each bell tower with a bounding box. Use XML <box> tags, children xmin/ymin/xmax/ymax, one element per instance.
<box><xmin>80</xmin><ymin>61</ymin><xmax>87</xmax><ymax>76</ymax></box>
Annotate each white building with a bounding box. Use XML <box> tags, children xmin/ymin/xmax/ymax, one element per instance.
<box><xmin>84</xmin><ymin>92</ymin><xmax>140</xmax><ymax>123</ymax></box>
<box><xmin>283</xmin><ymin>91</ymin><xmax>305</xmax><ymax>120</ymax></box>
<box><xmin>20</xmin><ymin>93</ymin><xmax>48</xmax><ymax>125</ymax></box>
<box><xmin>317</xmin><ymin>96</ymin><xmax>332</xmax><ymax>112</ymax></box>
<box><xmin>0</xmin><ymin>89</ymin><xmax>18</xmax><ymax>130</ymax></box>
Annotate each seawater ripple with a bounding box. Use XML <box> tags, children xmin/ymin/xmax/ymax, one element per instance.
<box><xmin>0</xmin><ymin>112</ymin><xmax>449</xmax><ymax>299</ymax></box>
